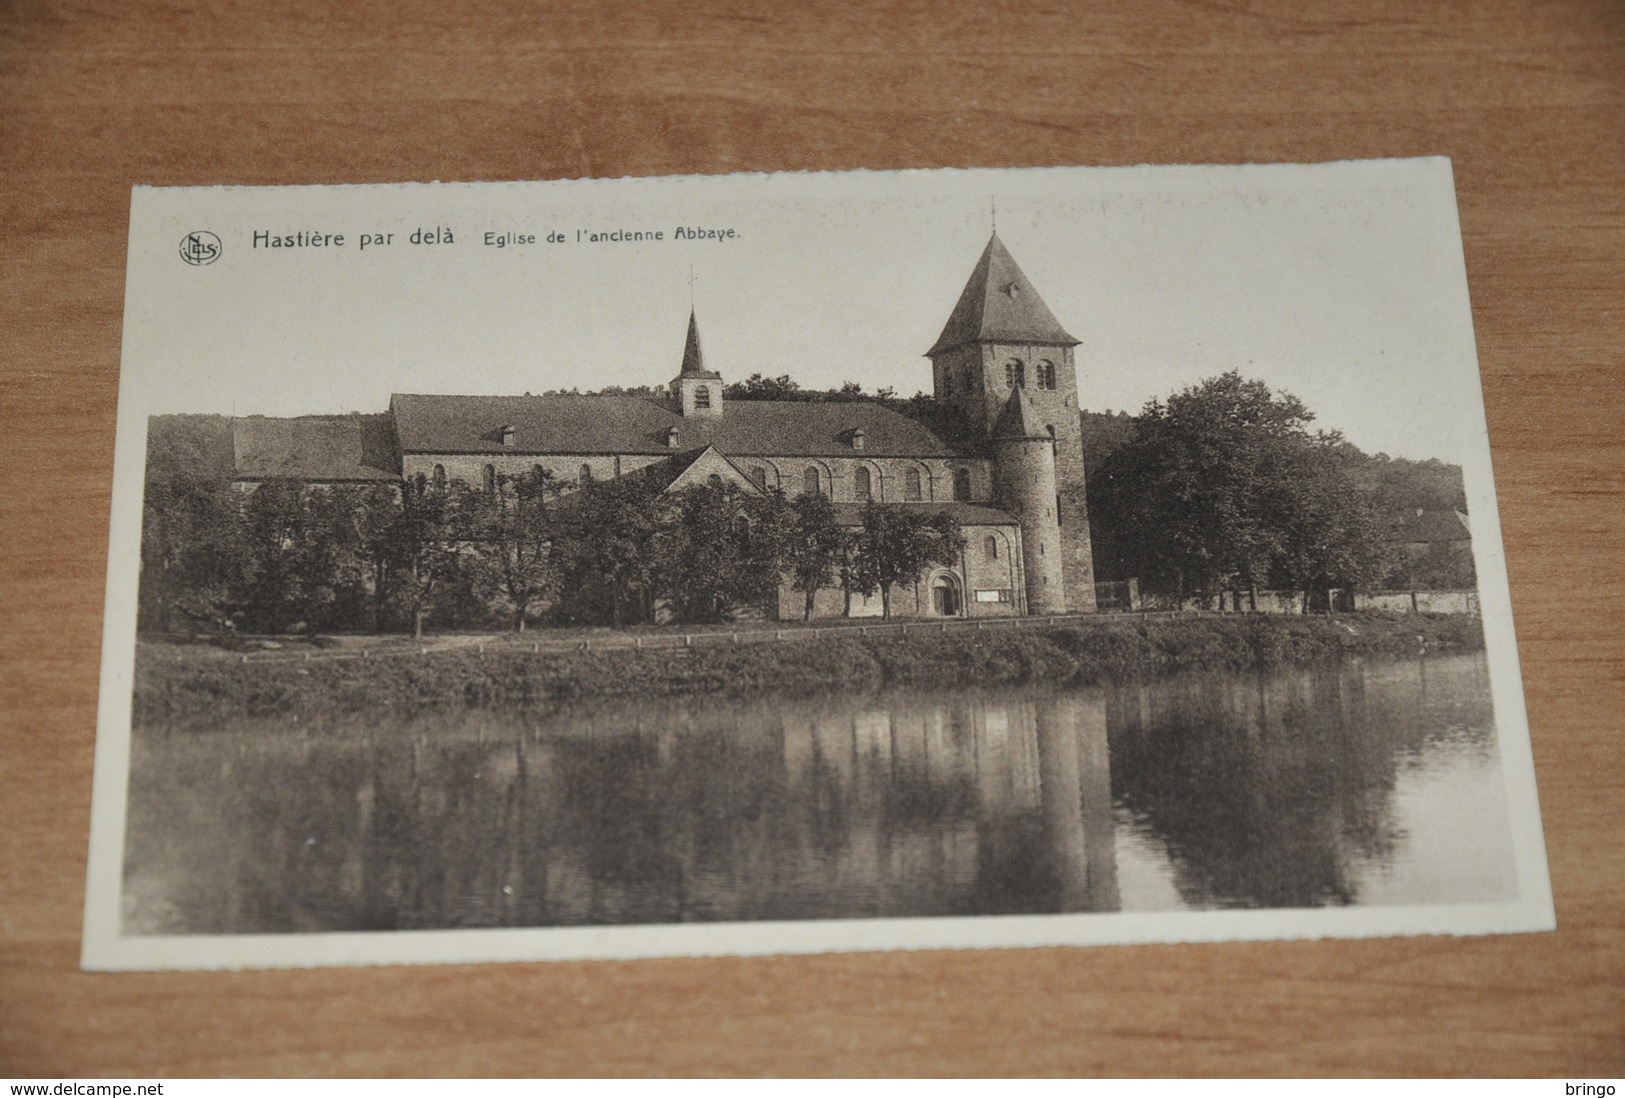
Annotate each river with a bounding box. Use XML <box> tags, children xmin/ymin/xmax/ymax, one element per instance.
<box><xmin>121</xmin><ymin>652</ymin><xmax>1518</xmax><ymax>934</ymax></box>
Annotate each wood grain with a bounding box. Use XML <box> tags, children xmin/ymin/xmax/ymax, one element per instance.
<box><xmin>1</xmin><ymin>0</ymin><xmax>1621</xmax><ymax>1077</ymax></box>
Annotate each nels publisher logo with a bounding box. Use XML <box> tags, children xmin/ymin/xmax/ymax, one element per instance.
<box><xmin>179</xmin><ymin>230</ymin><xmax>222</xmax><ymax>266</ymax></box>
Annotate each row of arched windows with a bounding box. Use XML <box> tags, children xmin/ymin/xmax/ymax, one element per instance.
<box><xmin>425</xmin><ymin>461</ymin><xmax>975</xmax><ymax>502</ymax></box>
<box><xmin>941</xmin><ymin>359</ymin><xmax>1061</xmax><ymax>395</ymax></box>
<box><xmin>1004</xmin><ymin>359</ymin><xmax>1059</xmax><ymax>390</ymax></box>
<box><xmin>795</xmin><ymin>465</ymin><xmax>971</xmax><ymax>501</ymax></box>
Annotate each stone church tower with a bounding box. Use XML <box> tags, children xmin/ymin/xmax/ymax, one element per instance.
<box><xmin>927</xmin><ymin>233</ymin><xmax>1098</xmax><ymax>612</ymax></box>
<box><xmin>669</xmin><ymin>309</ymin><xmax>723</xmax><ymax>418</ymax></box>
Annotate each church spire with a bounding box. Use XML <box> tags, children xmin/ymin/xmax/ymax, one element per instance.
<box><xmin>925</xmin><ymin>233</ymin><xmax>1079</xmax><ymax>357</ymax></box>
<box><xmin>678</xmin><ymin>308</ymin><xmax>713</xmax><ymax>378</ymax></box>
<box><xmin>669</xmin><ymin>308</ymin><xmax>722</xmax><ymax>418</ymax></box>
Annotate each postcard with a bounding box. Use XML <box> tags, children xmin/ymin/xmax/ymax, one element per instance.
<box><xmin>83</xmin><ymin>159</ymin><xmax>1554</xmax><ymax>970</ymax></box>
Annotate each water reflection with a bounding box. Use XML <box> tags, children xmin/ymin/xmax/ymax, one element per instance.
<box><xmin>122</xmin><ymin>653</ymin><xmax>1516</xmax><ymax>935</ymax></box>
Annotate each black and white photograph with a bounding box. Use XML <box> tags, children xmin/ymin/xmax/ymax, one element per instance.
<box><xmin>82</xmin><ymin>160</ymin><xmax>1554</xmax><ymax>971</ymax></box>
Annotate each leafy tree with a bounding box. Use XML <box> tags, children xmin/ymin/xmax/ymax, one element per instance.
<box><xmin>724</xmin><ymin>373</ymin><xmax>804</xmax><ymax>401</ymax></box>
<box><xmin>388</xmin><ymin>480</ymin><xmax>462</xmax><ymax>639</ymax></box>
<box><xmin>785</xmin><ymin>491</ymin><xmax>848</xmax><ymax>622</ymax></box>
<box><xmin>848</xmin><ymin>503</ymin><xmax>964</xmax><ymax>619</ymax></box>
<box><xmin>138</xmin><ymin>415</ymin><xmax>241</xmax><ymax>632</ymax></box>
<box><xmin>554</xmin><ymin>478</ymin><xmax>665</xmax><ymax>625</ymax></box>
<box><xmin>1269</xmin><ymin>437</ymin><xmax>1396</xmax><ymax>610</ymax></box>
<box><xmin>650</xmin><ymin>482</ymin><xmax>792</xmax><ymax>623</ymax></box>
<box><xmin>1089</xmin><ymin>372</ymin><xmax>1392</xmax><ymax>608</ymax></box>
<box><xmin>457</xmin><ymin>468</ymin><xmax>559</xmax><ymax>631</ymax></box>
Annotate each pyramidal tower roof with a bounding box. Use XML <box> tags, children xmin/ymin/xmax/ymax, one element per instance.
<box><xmin>678</xmin><ymin>309</ymin><xmax>720</xmax><ymax>380</ymax></box>
<box><xmin>926</xmin><ymin>233</ymin><xmax>1079</xmax><ymax>357</ymax></box>
<box><xmin>992</xmin><ymin>386</ymin><xmax>1049</xmax><ymax>440</ymax></box>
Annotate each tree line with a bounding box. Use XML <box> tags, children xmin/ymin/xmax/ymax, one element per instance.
<box><xmin>1081</xmin><ymin>371</ymin><xmax>1473</xmax><ymax>609</ymax></box>
<box><xmin>138</xmin><ymin>442</ymin><xmax>964</xmax><ymax>636</ymax></box>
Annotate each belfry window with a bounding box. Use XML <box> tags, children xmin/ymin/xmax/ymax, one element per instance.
<box><xmin>804</xmin><ymin>466</ymin><xmax>821</xmax><ymax>497</ymax></box>
<box><xmin>1006</xmin><ymin>360</ymin><xmax>1026</xmax><ymax>389</ymax></box>
<box><xmin>953</xmin><ymin>468</ymin><xmax>972</xmax><ymax>502</ymax></box>
<box><xmin>750</xmin><ymin>466</ymin><xmax>768</xmax><ymax>491</ymax></box>
<box><xmin>694</xmin><ymin>385</ymin><xmax>711</xmax><ymax>409</ymax></box>
<box><xmin>579</xmin><ymin>464</ymin><xmax>592</xmax><ymax>485</ymax></box>
<box><xmin>432</xmin><ymin>464</ymin><xmax>446</xmax><ymax>489</ymax></box>
<box><xmin>904</xmin><ymin>468</ymin><xmax>923</xmax><ymax>501</ymax></box>
<box><xmin>985</xmin><ymin>535</ymin><xmax>999</xmax><ymax>560</ymax></box>
<box><xmin>483</xmin><ymin>464</ymin><xmax>496</xmax><ymax>492</ymax></box>
<box><xmin>854</xmin><ymin>467</ymin><xmax>872</xmax><ymax>501</ymax></box>
<box><xmin>1038</xmin><ymin>361</ymin><xmax>1057</xmax><ymax>390</ymax></box>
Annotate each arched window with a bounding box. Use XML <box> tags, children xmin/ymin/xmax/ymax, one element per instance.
<box><xmin>904</xmin><ymin>467</ymin><xmax>923</xmax><ymax>501</ymax></box>
<box><xmin>695</xmin><ymin>385</ymin><xmax>711</xmax><ymax>409</ymax></box>
<box><xmin>750</xmin><ymin>466</ymin><xmax>768</xmax><ymax>491</ymax></box>
<box><xmin>483</xmin><ymin>464</ymin><xmax>496</xmax><ymax>492</ymax></box>
<box><xmin>804</xmin><ymin>466</ymin><xmax>821</xmax><ymax>496</ymax></box>
<box><xmin>413</xmin><ymin>472</ymin><xmax>428</xmax><ymax>496</ymax></box>
<box><xmin>985</xmin><ymin>535</ymin><xmax>999</xmax><ymax>560</ymax></box>
<box><xmin>854</xmin><ymin>466</ymin><xmax>872</xmax><ymax>501</ymax></box>
<box><xmin>579</xmin><ymin>463</ymin><xmax>592</xmax><ymax>485</ymax></box>
<box><xmin>1038</xmin><ymin>361</ymin><xmax>1057</xmax><ymax>390</ymax></box>
<box><xmin>953</xmin><ymin>468</ymin><xmax>971</xmax><ymax>501</ymax></box>
<box><xmin>432</xmin><ymin>464</ymin><xmax>446</xmax><ymax>489</ymax></box>
<box><xmin>1005</xmin><ymin>360</ymin><xmax>1025</xmax><ymax>389</ymax></box>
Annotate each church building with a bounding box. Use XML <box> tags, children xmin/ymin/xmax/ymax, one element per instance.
<box><xmin>229</xmin><ymin>233</ymin><xmax>1099</xmax><ymax>619</ymax></box>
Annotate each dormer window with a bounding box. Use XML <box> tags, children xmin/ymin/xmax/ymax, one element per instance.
<box><xmin>850</xmin><ymin>428</ymin><xmax>866</xmax><ymax>451</ymax></box>
<box><xmin>666</xmin><ymin>426</ymin><xmax>680</xmax><ymax>449</ymax></box>
<box><xmin>500</xmin><ymin>424</ymin><xmax>515</xmax><ymax>447</ymax></box>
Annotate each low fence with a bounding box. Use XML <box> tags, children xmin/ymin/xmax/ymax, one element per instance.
<box><xmin>149</xmin><ymin>608</ymin><xmax>1201</xmax><ymax>665</ymax></box>
<box><xmin>1137</xmin><ymin>588</ymin><xmax>1481</xmax><ymax>616</ymax></box>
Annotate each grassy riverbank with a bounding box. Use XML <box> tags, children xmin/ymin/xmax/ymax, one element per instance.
<box><xmin>132</xmin><ymin>612</ymin><xmax>1485</xmax><ymax>727</ymax></box>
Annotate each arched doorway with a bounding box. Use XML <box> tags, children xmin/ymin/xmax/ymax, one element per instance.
<box><xmin>930</xmin><ymin>572</ymin><xmax>963</xmax><ymax>617</ymax></box>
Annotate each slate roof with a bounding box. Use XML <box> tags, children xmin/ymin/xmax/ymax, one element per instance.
<box><xmin>1389</xmin><ymin>509</ymin><xmax>1471</xmax><ymax>544</ymax></box>
<box><xmin>232</xmin><ymin>414</ymin><xmax>400</xmax><ymax>482</ymax></box>
<box><xmin>677</xmin><ymin>310</ymin><xmax>720</xmax><ymax>380</ymax></box>
<box><xmin>390</xmin><ymin>393</ymin><xmax>960</xmax><ymax>457</ymax></box>
<box><xmin>831</xmin><ymin>502</ymin><xmax>1018</xmax><ymax>527</ymax></box>
<box><xmin>991</xmin><ymin>387</ymin><xmax>1047</xmax><ymax>439</ymax></box>
<box><xmin>926</xmin><ymin>233</ymin><xmax>1079</xmax><ymax>356</ymax></box>
<box><xmin>612</xmin><ymin>446</ymin><xmax>765</xmax><ymax>495</ymax></box>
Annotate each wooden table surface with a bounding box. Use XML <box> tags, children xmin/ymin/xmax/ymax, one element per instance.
<box><xmin>2</xmin><ymin>0</ymin><xmax>1622</xmax><ymax>1077</ymax></box>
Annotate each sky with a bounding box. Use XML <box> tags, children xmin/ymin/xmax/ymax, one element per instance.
<box><xmin>120</xmin><ymin>159</ymin><xmax>1486</xmax><ymax>464</ymax></box>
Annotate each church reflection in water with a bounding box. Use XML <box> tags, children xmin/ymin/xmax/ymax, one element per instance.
<box><xmin>123</xmin><ymin>655</ymin><xmax>1514</xmax><ymax>936</ymax></box>
<box><xmin>123</xmin><ymin>691</ymin><xmax>1122</xmax><ymax>935</ymax></box>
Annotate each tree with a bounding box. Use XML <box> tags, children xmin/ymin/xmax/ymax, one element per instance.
<box><xmin>388</xmin><ymin>480</ymin><xmax>461</xmax><ymax>639</ymax></box>
<box><xmin>849</xmin><ymin>503</ymin><xmax>964</xmax><ymax>619</ymax></box>
<box><xmin>1089</xmin><ymin>372</ymin><xmax>1392</xmax><ymax>608</ymax></box>
<box><xmin>1270</xmin><ymin>437</ymin><xmax>1396</xmax><ymax>611</ymax></box>
<box><xmin>723</xmin><ymin>373</ymin><xmax>803</xmax><ymax>401</ymax></box>
<box><xmin>554</xmin><ymin>478</ymin><xmax>664</xmax><ymax>625</ymax></box>
<box><xmin>458</xmin><ymin>468</ymin><xmax>559</xmax><ymax>631</ymax></box>
<box><xmin>138</xmin><ymin>415</ymin><xmax>241</xmax><ymax>632</ymax></box>
<box><xmin>785</xmin><ymin>491</ymin><xmax>847</xmax><ymax>622</ymax></box>
<box><xmin>650</xmin><ymin>482</ymin><xmax>792</xmax><ymax>623</ymax></box>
